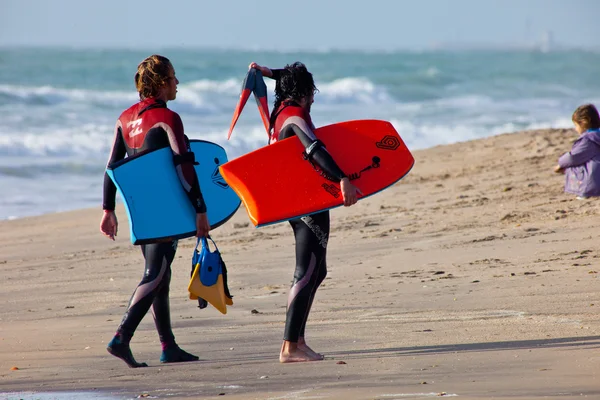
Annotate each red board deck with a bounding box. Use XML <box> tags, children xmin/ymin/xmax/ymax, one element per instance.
<box><xmin>220</xmin><ymin>120</ymin><xmax>414</xmax><ymax>227</ymax></box>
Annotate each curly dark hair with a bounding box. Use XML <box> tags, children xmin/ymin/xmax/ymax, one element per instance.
<box><xmin>269</xmin><ymin>62</ymin><xmax>318</xmax><ymax>133</ymax></box>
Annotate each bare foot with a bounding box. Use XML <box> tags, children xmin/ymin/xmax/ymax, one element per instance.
<box><xmin>298</xmin><ymin>337</ymin><xmax>324</xmax><ymax>360</ymax></box>
<box><xmin>280</xmin><ymin>340</ymin><xmax>323</xmax><ymax>363</ymax></box>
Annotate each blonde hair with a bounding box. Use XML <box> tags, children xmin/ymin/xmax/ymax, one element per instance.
<box><xmin>572</xmin><ymin>103</ymin><xmax>600</xmax><ymax>131</ymax></box>
<box><xmin>134</xmin><ymin>55</ymin><xmax>172</xmax><ymax>100</ymax></box>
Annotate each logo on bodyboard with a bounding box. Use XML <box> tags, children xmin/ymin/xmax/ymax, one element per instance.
<box><xmin>322</xmin><ymin>183</ymin><xmax>341</xmax><ymax>198</ymax></box>
<box><xmin>211</xmin><ymin>157</ymin><xmax>229</xmax><ymax>189</ymax></box>
<box><xmin>348</xmin><ymin>156</ymin><xmax>381</xmax><ymax>181</ymax></box>
<box><xmin>376</xmin><ymin>135</ymin><xmax>400</xmax><ymax>151</ymax></box>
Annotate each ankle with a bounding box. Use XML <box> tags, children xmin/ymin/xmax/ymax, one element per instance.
<box><xmin>113</xmin><ymin>331</ymin><xmax>132</xmax><ymax>346</ymax></box>
<box><xmin>161</xmin><ymin>341</ymin><xmax>178</xmax><ymax>351</ymax></box>
<box><xmin>281</xmin><ymin>340</ymin><xmax>299</xmax><ymax>353</ymax></box>
<box><xmin>109</xmin><ymin>335</ymin><xmax>127</xmax><ymax>348</ymax></box>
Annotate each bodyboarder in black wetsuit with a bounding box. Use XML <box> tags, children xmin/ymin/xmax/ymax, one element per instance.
<box><xmin>100</xmin><ymin>55</ymin><xmax>209</xmax><ymax>368</ymax></box>
<box><xmin>251</xmin><ymin>62</ymin><xmax>360</xmax><ymax>363</ymax></box>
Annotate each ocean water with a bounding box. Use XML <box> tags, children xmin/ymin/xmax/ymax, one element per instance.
<box><xmin>0</xmin><ymin>391</ymin><xmax>125</xmax><ymax>400</ymax></box>
<box><xmin>1</xmin><ymin>47</ymin><xmax>599</xmax><ymax>220</ymax></box>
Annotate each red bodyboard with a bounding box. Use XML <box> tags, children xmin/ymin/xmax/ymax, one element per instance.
<box><xmin>219</xmin><ymin>120</ymin><xmax>414</xmax><ymax>227</ymax></box>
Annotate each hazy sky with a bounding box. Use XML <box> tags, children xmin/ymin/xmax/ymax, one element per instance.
<box><xmin>1</xmin><ymin>0</ymin><xmax>598</xmax><ymax>50</ymax></box>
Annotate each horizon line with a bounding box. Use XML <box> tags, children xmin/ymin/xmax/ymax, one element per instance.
<box><xmin>0</xmin><ymin>42</ymin><xmax>599</xmax><ymax>53</ymax></box>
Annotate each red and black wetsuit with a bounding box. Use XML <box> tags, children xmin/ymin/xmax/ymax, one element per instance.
<box><xmin>103</xmin><ymin>98</ymin><xmax>206</xmax><ymax>347</ymax></box>
<box><xmin>269</xmin><ymin>72</ymin><xmax>347</xmax><ymax>342</ymax></box>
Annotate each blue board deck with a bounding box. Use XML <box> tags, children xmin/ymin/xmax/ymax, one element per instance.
<box><xmin>106</xmin><ymin>140</ymin><xmax>240</xmax><ymax>245</ymax></box>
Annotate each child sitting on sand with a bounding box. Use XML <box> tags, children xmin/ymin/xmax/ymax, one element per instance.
<box><xmin>554</xmin><ymin>103</ymin><xmax>600</xmax><ymax>199</ymax></box>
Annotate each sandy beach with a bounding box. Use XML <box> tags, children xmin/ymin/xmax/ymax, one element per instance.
<box><xmin>1</xmin><ymin>128</ymin><xmax>599</xmax><ymax>400</ymax></box>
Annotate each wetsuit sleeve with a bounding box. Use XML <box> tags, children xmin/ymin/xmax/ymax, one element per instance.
<box><xmin>558</xmin><ymin>139</ymin><xmax>598</xmax><ymax>168</ymax></box>
<box><xmin>268</xmin><ymin>69</ymin><xmax>283</xmax><ymax>80</ymax></box>
<box><xmin>279</xmin><ymin>121</ymin><xmax>347</xmax><ymax>182</ymax></box>
<box><xmin>103</xmin><ymin>123</ymin><xmax>127</xmax><ymax>211</ymax></box>
<box><xmin>167</xmin><ymin>113</ymin><xmax>207</xmax><ymax>214</ymax></box>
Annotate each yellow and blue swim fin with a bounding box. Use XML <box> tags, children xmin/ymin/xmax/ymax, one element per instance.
<box><xmin>187</xmin><ymin>237</ymin><xmax>232</xmax><ymax>314</ymax></box>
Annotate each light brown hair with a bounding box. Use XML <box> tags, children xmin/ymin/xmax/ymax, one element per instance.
<box><xmin>572</xmin><ymin>103</ymin><xmax>600</xmax><ymax>131</ymax></box>
<box><xmin>134</xmin><ymin>55</ymin><xmax>172</xmax><ymax>100</ymax></box>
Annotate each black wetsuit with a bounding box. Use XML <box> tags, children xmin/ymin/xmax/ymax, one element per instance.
<box><xmin>103</xmin><ymin>98</ymin><xmax>206</xmax><ymax>347</ymax></box>
<box><xmin>270</xmin><ymin>90</ymin><xmax>347</xmax><ymax>342</ymax></box>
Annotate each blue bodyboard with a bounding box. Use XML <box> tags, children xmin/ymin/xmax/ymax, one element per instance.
<box><xmin>106</xmin><ymin>140</ymin><xmax>241</xmax><ymax>245</ymax></box>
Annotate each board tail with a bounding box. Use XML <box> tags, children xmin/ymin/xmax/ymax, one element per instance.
<box><xmin>227</xmin><ymin>68</ymin><xmax>271</xmax><ymax>140</ymax></box>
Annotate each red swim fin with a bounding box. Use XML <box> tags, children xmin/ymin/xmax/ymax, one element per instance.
<box><xmin>227</xmin><ymin>70</ymin><xmax>256</xmax><ymax>140</ymax></box>
<box><xmin>252</xmin><ymin>70</ymin><xmax>270</xmax><ymax>136</ymax></box>
<box><xmin>227</xmin><ymin>89</ymin><xmax>252</xmax><ymax>140</ymax></box>
<box><xmin>255</xmin><ymin>96</ymin><xmax>270</xmax><ymax>135</ymax></box>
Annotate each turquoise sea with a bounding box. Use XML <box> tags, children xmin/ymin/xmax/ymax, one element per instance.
<box><xmin>1</xmin><ymin>47</ymin><xmax>599</xmax><ymax>219</ymax></box>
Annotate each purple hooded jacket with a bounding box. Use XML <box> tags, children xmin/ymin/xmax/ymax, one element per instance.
<box><xmin>558</xmin><ymin>129</ymin><xmax>600</xmax><ymax>197</ymax></box>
